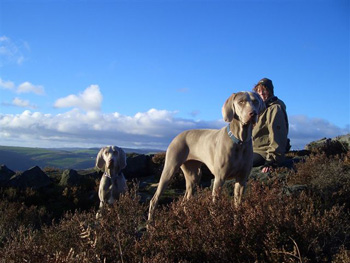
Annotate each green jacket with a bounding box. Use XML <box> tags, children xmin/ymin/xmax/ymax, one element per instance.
<box><xmin>252</xmin><ymin>96</ymin><xmax>289</xmax><ymax>165</ymax></box>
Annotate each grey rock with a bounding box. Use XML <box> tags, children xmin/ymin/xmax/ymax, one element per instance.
<box><xmin>0</xmin><ymin>165</ymin><xmax>15</xmax><ymax>185</ymax></box>
<box><xmin>305</xmin><ymin>134</ymin><xmax>349</xmax><ymax>152</ymax></box>
<box><xmin>59</xmin><ymin>169</ymin><xmax>81</xmax><ymax>186</ymax></box>
<box><xmin>124</xmin><ymin>154</ymin><xmax>151</xmax><ymax>178</ymax></box>
<box><xmin>8</xmin><ymin>166</ymin><xmax>51</xmax><ymax>189</ymax></box>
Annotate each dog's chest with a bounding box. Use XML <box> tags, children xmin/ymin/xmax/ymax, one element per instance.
<box><xmin>222</xmin><ymin>145</ymin><xmax>253</xmax><ymax>179</ymax></box>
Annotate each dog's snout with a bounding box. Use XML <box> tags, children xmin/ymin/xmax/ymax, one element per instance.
<box><xmin>249</xmin><ymin>110</ymin><xmax>257</xmax><ymax>117</ymax></box>
<box><xmin>107</xmin><ymin>158</ymin><xmax>114</xmax><ymax>168</ymax></box>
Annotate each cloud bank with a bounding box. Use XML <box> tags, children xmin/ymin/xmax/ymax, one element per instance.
<box><xmin>0</xmin><ymin>108</ymin><xmax>222</xmax><ymax>149</ymax></box>
<box><xmin>0</xmin><ymin>108</ymin><xmax>348</xmax><ymax>150</ymax></box>
<box><xmin>289</xmin><ymin>115</ymin><xmax>349</xmax><ymax>149</ymax></box>
<box><xmin>0</xmin><ymin>84</ymin><xmax>348</xmax><ymax>150</ymax></box>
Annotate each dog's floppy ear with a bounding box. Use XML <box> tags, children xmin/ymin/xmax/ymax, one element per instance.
<box><xmin>222</xmin><ymin>93</ymin><xmax>236</xmax><ymax>122</ymax></box>
<box><xmin>96</xmin><ymin>147</ymin><xmax>107</xmax><ymax>169</ymax></box>
<box><xmin>117</xmin><ymin>147</ymin><xmax>127</xmax><ymax>171</ymax></box>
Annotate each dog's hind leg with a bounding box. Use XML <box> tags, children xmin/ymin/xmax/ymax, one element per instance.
<box><xmin>148</xmin><ymin>166</ymin><xmax>179</xmax><ymax>222</ymax></box>
<box><xmin>181</xmin><ymin>160</ymin><xmax>202</xmax><ymax>200</ymax></box>
<box><xmin>148</xmin><ymin>134</ymin><xmax>191</xmax><ymax>222</ymax></box>
<box><xmin>148</xmin><ymin>144</ymin><xmax>189</xmax><ymax>222</ymax></box>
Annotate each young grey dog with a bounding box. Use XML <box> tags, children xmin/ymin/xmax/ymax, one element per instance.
<box><xmin>148</xmin><ymin>92</ymin><xmax>265</xmax><ymax>222</ymax></box>
<box><xmin>95</xmin><ymin>146</ymin><xmax>127</xmax><ymax>218</ymax></box>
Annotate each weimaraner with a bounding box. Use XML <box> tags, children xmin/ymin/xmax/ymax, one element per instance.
<box><xmin>95</xmin><ymin>146</ymin><xmax>127</xmax><ymax>218</ymax></box>
<box><xmin>148</xmin><ymin>92</ymin><xmax>265</xmax><ymax>221</ymax></box>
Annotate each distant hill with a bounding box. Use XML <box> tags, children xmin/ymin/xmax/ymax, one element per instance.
<box><xmin>0</xmin><ymin>146</ymin><xmax>164</xmax><ymax>171</ymax></box>
<box><xmin>2</xmin><ymin>134</ymin><xmax>349</xmax><ymax>172</ymax></box>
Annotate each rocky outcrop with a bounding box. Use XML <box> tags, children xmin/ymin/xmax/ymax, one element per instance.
<box><xmin>336</xmin><ymin>134</ymin><xmax>350</xmax><ymax>145</ymax></box>
<box><xmin>59</xmin><ymin>169</ymin><xmax>82</xmax><ymax>186</ymax></box>
<box><xmin>124</xmin><ymin>154</ymin><xmax>153</xmax><ymax>179</ymax></box>
<box><xmin>0</xmin><ymin>165</ymin><xmax>15</xmax><ymax>186</ymax></box>
<box><xmin>7</xmin><ymin>166</ymin><xmax>51</xmax><ymax>189</ymax></box>
<box><xmin>305</xmin><ymin>134</ymin><xmax>349</xmax><ymax>155</ymax></box>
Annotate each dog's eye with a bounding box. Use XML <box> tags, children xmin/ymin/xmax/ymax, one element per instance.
<box><xmin>252</xmin><ymin>100</ymin><xmax>259</xmax><ymax>105</ymax></box>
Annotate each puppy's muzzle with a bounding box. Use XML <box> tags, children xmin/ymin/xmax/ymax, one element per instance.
<box><xmin>107</xmin><ymin>159</ymin><xmax>114</xmax><ymax>169</ymax></box>
<box><xmin>249</xmin><ymin>110</ymin><xmax>258</xmax><ymax>124</ymax></box>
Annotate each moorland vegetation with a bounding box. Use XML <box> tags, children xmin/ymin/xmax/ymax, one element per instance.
<box><xmin>0</xmin><ymin>139</ymin><xmax>349</xmax><ymax>262</ymax></box>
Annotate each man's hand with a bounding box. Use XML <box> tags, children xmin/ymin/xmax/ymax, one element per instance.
<box><xmin>261</xmin><ymin>166</ymin><xmax>271</xmax><ymax>173</ymax></box>
<box><xmin>262</xmin><ymin>160</ymin><xmax>276</xmax><ymax>173</ymax></box>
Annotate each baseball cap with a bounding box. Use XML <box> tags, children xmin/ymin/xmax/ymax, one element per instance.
<box><xmin>258</xmin><ymin>78</ymin><xmax>274</xmax><ymax>93</ymax></box>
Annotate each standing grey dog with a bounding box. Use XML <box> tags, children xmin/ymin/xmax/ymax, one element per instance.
<box><xmin>148</xmin><ymin>92</ymin><xmax>265</xmax><ymax>221</ymax></box>
<box><xmin>95</xmin><ymin>146</ymin><xmax>127</xmax><ymax>218</ymax></box>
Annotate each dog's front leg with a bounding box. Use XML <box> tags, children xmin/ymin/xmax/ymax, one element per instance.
<box><xmin>233</xmin><ymin>180</ymin><xmax>246</xmax><ymax>207</ymax></box>
<box><xmin>96</xmin><ymin>176</ymin><xmax>112</xmax><ymax>219</ymax></box>
<box><xmin>212</xmin><ymin>176</ymin><xmax>225</xmax><ymax>203</ymax></box>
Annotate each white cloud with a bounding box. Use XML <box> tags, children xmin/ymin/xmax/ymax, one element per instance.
<box><xmin>1</xmin><ymin>97</ymin><xmax>37</xmax><ymax>109</ymax></box>
<box><xmin>0</xmin><ymin>78</ymin><xmax>15</xmax><ymax>90</ymax></box>
<box><xmin>17</xmin><ymin>81</ymin><xmax>45</xmax><ymax>95</ymax></box>
<box><xmin>0</xmin><ymin>78</ymin><xmax>45</xmax><ymax>95</ymax></box>
<box><xmin>0</xmin><ymin>36</ymin><xmax>28</xmax><ymax>66</ymax></box>
<box><xmin>288</xmin><ymin>115</ymin><xmax>349</xmax><ymax>149</ymax></box>
<box><xmin>11</xmin><ymin>97</ymin><xmax>37</xmax><ymax>109</ymax></box>
<box><xmin>54</xmin><ymin>85</ymin><xmax>103</xmax><ymax>112</ymax></box>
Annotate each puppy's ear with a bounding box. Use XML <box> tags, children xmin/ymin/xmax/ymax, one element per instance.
<box><xmin>117</xmin><ymin>147</ymin><xmax>127</xmax><ymax>171</ymax></box>
<box><xmin>96</xmin><ymin>147</ymin><xmax>107</xmax><ymax>169</ymax></box>
<box><xmin>222</xmin><ymin>93</ymin><xmax>236</xmax><ymax>122</ymax></box>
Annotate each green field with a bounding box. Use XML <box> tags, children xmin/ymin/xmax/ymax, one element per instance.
<box><xmin>0</xmin><ymin>145</ymin><xmax>163</xmax><ymax>171</ymax></box>
<box><xmin>0</xmin><ymin>146</ymin><xmax>98</xmax><ymax>171</ymax></box>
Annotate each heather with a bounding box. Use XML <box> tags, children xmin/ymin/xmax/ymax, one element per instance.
<box><xmin>0</xmin><ymin>149</ymin><xmax>349</xmax><ymax>262</ymax></box>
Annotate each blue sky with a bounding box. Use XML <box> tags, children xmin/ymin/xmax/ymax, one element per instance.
<box><xmin>0</xmin><ymin>0</ymin><xmax>349</xmax><ymax>150</ymax></box>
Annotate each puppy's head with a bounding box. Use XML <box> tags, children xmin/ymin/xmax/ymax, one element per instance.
<box><xmin>222</xmin><ymin>91</ymin><xmax>265</xmax><ymax>124</ymax></box>
<box><xmin>96</xmin><ymin>146</ymin><xmax>127</xmax><ymax>173</ymax></box>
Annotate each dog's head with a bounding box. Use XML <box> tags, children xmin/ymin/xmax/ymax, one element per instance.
<box><xmin>96</xmin><ymin>146</ymin><xmax>127</xmax><ymax>173</ymax></box>
<box><xmin>222</xmin><ymin>91</ymin><xmax>265</xmax><ymax>125</ymax></box>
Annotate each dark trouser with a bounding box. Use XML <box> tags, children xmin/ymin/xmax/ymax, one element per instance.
<box><xmin>253</xmin><ymin>153</ymin><xmax>265</xmax><ymax>167</ymax></box>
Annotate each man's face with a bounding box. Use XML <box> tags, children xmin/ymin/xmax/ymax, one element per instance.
<box><xmin>256</xmin><ymin>85</ymin><xmax>270</xmax><ymax>101</ymax></box>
